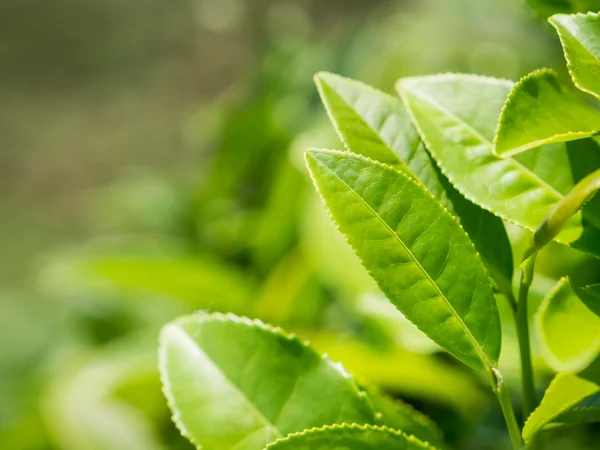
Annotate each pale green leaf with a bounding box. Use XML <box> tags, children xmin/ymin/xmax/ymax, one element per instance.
<box><xmin>550</xmin><ymin>12</ymin><xmax>600</xmax><ymax>100</ymax></box>
<box><xmin>316</xmin><ymin>72</ymin><xmax>513</xmax><ymax>296</ymax></box>
<box><xmin>527</xmin><ymin>0</ymin><xmax>600</xmax><ymax>19</ymax></box>
<box><xmin>494</xmin><ymin>69</ymin><xmax>600</xmax><ymax>157</ymax></box>
<box><xmin>81</xmin><ymin>255</ymin><xmax>254</xmax><ymax>312</ymax></box>
<box><xmin>305</xmin><ymin>149</ymin><xmax>500</xmax><ymax>372</ymax></box>
<box><xmin>537</xmin><ymin>278</ymin><xmax>600</xmax><ymax>372</ymax></box>
<box><xmin>523</xmin><ymin>372</ymin><xmax>600</xmax><ymax>441</ymax></box>
<box><xmin>264</xmin><ymin>424</ymin><xmax>436</xmax><ymax>450</ymax></box>
<box><xmin>396</xmin><ymin>74</ymin><xmax>600</xmax><ymax>258</ymax></box>
<box><xmin>160</xmin><ymin>312</ymin><xmax>376</xmax><ymax>450</ymax></box>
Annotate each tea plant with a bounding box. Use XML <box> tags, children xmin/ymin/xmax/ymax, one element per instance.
<box><xmin>159</xmin><ymin>6</ymin><xmax>600</xmax><ymax>450</ymax></box>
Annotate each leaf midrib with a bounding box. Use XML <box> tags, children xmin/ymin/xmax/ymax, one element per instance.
<box><xmin>170</xmin><ymin>324</ymin><xmax>283</xmax><ymax>443</ymax></box>
<box><xmin>312</xmin><ymin>155</ymin><xmax>493</xmax><ymax>370</ymax></box>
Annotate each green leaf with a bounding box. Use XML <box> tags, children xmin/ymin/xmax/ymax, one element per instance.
<box><xmin>80</xmin><ymin>255</ymin><xmax>254</xmax><ymax>312</ymax></box>
<box><xmin>576</xmin><ymin>283</ymin><xmax>600</xmax><ymax>317</ymax></box>
<box><xmin>550</xmin><ymin>12</ymin><xmax>600</xmax><ymax>100</ymax></box>
<box><xmin>264</xmin><ymin>424</ymin><xmax>436</xmax><ymax>450</ymax></box>
<box><xmin>527</xmin><ymin>0</ymin><xmax>600</xmax><ymax>19</ymax></box>
<box><xmin>314</xmin><ymin>72</ymin><xmax>451</xmax><ymax>208</ymax></box>
<box><xmin>537</xmin><ymin>278</ymin><xmax>600</xmax><ymax>372</ymax></box>
<box><xmin>305</xmin><ymin>149</ymin><xmax>501</xmax><ymax>372</ymax></box>
<box><xmin>523</xmin><ymin>372</ymin><xmax>600</xmax><ymax>441</ymax></box>
<box><xmin>397</xmin><ymin>74</ymin><xmax>600</xmax><ymax>258</ymax></box>
<box><xmin>494</xmin><ymin>69</ymin><xmax>600</xmax><ymax>157</ymax></box>
<box><xmin>159</xmin><ymin>312</ymin><xmax>378</xmax><ymax>450</ymax></box>
<box><xmin>316</xmin><ymin>72</ymin><xmax>513</xmax><ymax>296</ymax></box>
<box><xmin>364</xmin><ymin>388</ymin><xmax>444</xmax><ymax>448</ymax></box>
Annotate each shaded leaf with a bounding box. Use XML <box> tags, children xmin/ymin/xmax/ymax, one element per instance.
<box><xmin>537</xmin><ymin>278</ymin><xmax>600</xmax><ymax>372</ymax></box>
<box><xmin>316</xmin><ymin>72</ymin><xmax>513</xmax><ymax>296</ymax></box>
<box><xmin>495</xmin><ymin>69</ymin><xmax>600</xmax><ymax>157</ymax></box>
<box><xmin>305</xmin><ymin>149</ymin><xmax>501</xmax><ymax>372</ymax></box>
<box><xmin>160</xmin><ymin>312</ymin><xmax>377</xmax><ymax>450</ymax></box>
<box><xmin>265</xmin><ymin>424</ymin><xmax>436</xmax><ymax>450</ymax></box>
<box><xmin>576</xmin><ymin>283</ymin><xmax>600</xmax><ymax>317</ymax></box>
<box><xmin>397</xmin><ymin>74</ymin><xmax>600</xmax><ymax>258</ymax></box>
<box><xmin>550</xmin><ymin>12</ymin><xmax>600</xmax><ymax>100</ymax></box>
<box><xmin>364</xmin><ymin>387</ymin><xmax>444</xmax><ymax>448</ymax></box>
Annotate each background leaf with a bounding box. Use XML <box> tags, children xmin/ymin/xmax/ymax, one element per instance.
<box><xmin>306</xmin><ymin>149</ymin><xmax>501</xmax><ymax>372</ymax></box>
<box><xmin>526</xmin><ymin>0</ymin><xmax>600</xmax><ymax>18</ymax></box>
<box><xmin>264</xmin><ymin>424</ymin><xmax>436</xmax><ymax>450</ymax></box>
<box><xmin>494</xmin><ymin>69</ymin><xmax>600</xmax><ymax>157</ymax></box>
<box><xmin>550</xmin><ymin>12</ymin><xmax>600</xmax><ymax>100</ymax></box>
<box><xmin>536</xmin><ymin>277</ymin><xmax>600</xmax><ymax>372</ymax></box>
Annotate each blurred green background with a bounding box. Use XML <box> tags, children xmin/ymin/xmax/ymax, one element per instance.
<box><xmin>2</xmin><ymin>0</ymin><xmax>593</xmax><ymax>448</ymax></box>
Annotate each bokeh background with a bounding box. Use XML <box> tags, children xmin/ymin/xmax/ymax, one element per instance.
<box><xmin>1</xmin><ymin>0</ymin><xmax>592</xmax><ymax>448</ymax></box>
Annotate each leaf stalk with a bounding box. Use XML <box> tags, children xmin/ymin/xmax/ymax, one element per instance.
<box><xmin>517</xmin><ymin>255</ymin><xmax>538</xmax><ymax>423</ymax></box>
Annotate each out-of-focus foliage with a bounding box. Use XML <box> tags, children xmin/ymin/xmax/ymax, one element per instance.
<box><xmin>4</xmin><ymin>0</ymin><xmax>599</xmax><ymax>449</ymax></box>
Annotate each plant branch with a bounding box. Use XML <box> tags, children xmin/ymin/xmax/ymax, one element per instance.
<box><xmin>492</xmin><ymin>368</ymin><xmax>523</xmax><ymax>450</ymax></box>
<box><xmin>517</xmin><ymin>255</ymin><xmax>537</xmax><ymax>423</ymax></box>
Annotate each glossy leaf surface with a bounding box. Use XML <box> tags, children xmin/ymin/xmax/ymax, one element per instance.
<box><xmin>397</xmin><ymin>74</ymin><xmax>600</xmax><ymax>257</ymax></box>
<box><xmin>314</xmin><ymin>71</ymin><xmax>450</xmax><ymax>207</ymax></box>
<box><xmin>537</xmin><ymin>278</ymin><xmax>600</xmax><ymax>372</ymax></box>
<box><xmin>494</xmin><ymin>69</ymin><xmax>600</xmax><ymax>157</ymax></box>
<box><xmin>550</xmin><ymin>12</ymin><xmax>600</xmax><ymax>100</ymax></box>
<box><xmin>316</xmin><ymin>72</ymin><xmax>513</xmax><ymax>295</ymax></box>
<box><xmin>523</xmin><ymin>372</ymin><xmax>600</xmax><ymax>441</ymax></box>
<box><xmin>265</xmin><ymin>424</ymin><xmax>436</xmax><ymax>450</ymax></box>
<box><xmin>306</xmin><ymin>149</ymin><xmax>501</xmax><ymax>372</ymax></box>
<box><xmin>160</xmin><ymin>312</ymin><xmax>377</xmax><ymax>450</ymax></box>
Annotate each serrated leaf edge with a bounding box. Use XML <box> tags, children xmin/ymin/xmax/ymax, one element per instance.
<box><xmin>395</xmin><ymin>73</ymin><xmax>576</xmax><ymax>241</ymax></box>
<box><xmin>305</xmin><ymin>148</ymin><xmax>499</xmax><ymax>371</ymax></box>
<box><xmin>493</xmin><ymin>68</ymin><xmax>599</xmax><ymax>157</ymax></box>
<box><xmin>263</xmin><ymin>423</ymin><xmax>438</xmax><ymax>450</ymax></box>
<box><xmin>158</xmin><ymin>311</ymin><xmax>378</xmax><ymax>448</ymax></box>
<box><xmin>522</xmin><ymin>373</ymin><xmax>600</xmax><ymax>441</ymax></box>
<box><xmin>549</xmin><ymin>11</ymin><xmax>600</xmax><ymax>101</ymax></box>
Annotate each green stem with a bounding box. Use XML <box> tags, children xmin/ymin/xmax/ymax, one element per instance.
<box><xmin>492</xmin><ymin>368</ymin><xmax>523</xmax><ymax>450</ymax></box>
<box><xmin>517</xmin><ymin>255</ymin><xmax>537</xmax><ymax>423</ymax></box>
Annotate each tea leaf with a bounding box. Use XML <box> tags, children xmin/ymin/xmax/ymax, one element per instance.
<box><xmin>494</xmin><ymin>69</ymin><xmax>600</xmax><ymax>157</ymax></box>
<box><xmin>305</xmin><ymin>149</ymin><xmax>501</xmax><ymax>372</ymax></box>
<box><xmin>537</xmin><ymin>278</ymin><xmax>600</xmax><ymax>372</ymax></box>
<box><xmin>314</xmin><ymin>72</ymin><xmax>450</xmax><ymax>207</ymax></box>
<box><xmin>523</xmin><ymin>372</ymin><xmax>600</xmax><ymax>441</ymax></box>
<box><xmin>264</xmin><ymin>424</ymin><xmax>437</xmax><ymax>450</ymax></box>
<box><xmin>550</xmin><ymin>12</ymin><xmax>600</xmax><ymax>100</ymax></box>
<box><xmin>159</xmin><ymin>312</ymin><xmax>377</xmax><ymax>450</ymax></box>
<box><xmin>397</xmin><ymin>74</ymin><xmax>600</xmax><ymax>258</ymax></box>
<box><xmin>316</xmin><ymin>72</ymin><xmax>513</xmax><ymax>296</ymax></box>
